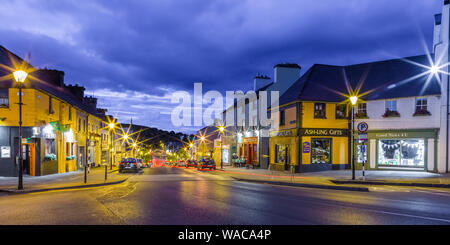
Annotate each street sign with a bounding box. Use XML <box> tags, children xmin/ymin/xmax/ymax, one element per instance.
<box><xmin>357</xmin><ymin>122</ymin><xmax>368</xmax><ymax>133</ymax></box>
<box><xmin>358</xmin><ymin>133</ymin><xmax>368</xmax><ymax>141</ymax></box>
<box><xmin>360</xmin><ymin>145</ymin><xmax>366</xmax><ymax>153</ymax></box>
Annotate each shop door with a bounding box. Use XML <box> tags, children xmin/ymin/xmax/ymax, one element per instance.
<box><xmin>22</xmin><ymin>143</ymin><xmax>36</xmax><ymax>176</ymax></box>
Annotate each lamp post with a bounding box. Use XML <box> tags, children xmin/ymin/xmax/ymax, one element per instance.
<box><xmin>350</xmin><ymin>96</ymin><xmax>358</xmax><ymax>181</ymax></box>
<box><xmin>218</xmin><ymin>126</ymin><xmax>224</xmax><ymax>169</ymax></box>
<box><xmin>109</xmin><ymin>122</ymin><xmax>114</xmax><ymax>170</ymax></box>
<box><xmin>13</xmin><ymin>70</ymin><xmax>28</xmax><ymax>190</ymax></box>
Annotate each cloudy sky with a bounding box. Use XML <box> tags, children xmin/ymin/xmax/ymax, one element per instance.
<box><xmin>0</xmin><ymin>0</ymin><xmax>443</xmax><ymax>133</ymax></box>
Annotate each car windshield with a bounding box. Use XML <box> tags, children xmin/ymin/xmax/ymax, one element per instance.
<box><xmin>127</xmin><ymin>158</ymin><xmax>136</xmax><ymax>162</ymax></box>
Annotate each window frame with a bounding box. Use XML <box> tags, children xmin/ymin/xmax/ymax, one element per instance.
<box><xmin>314</xmin><ymin>103</ymin><xmax>327</xmax><ymax>119</ymax></box>
<box><xmin>0</xmin><ymin>89</ymin><xmax>9</xmax><ymax>108</ymax></box>
<box><xmin>335</xmin><ymin>104</ymin><xmax>347</xmax><ymax>119</ymax></box>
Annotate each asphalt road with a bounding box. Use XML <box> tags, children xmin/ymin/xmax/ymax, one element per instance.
<box><xmin>1</xmin><ymin>166</ymin><xmax>450</xmax><ymax>225</ymax></box>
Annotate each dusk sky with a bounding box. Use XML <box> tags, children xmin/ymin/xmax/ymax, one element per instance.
<box><xmin>0</xmin><ymin>0</ymin><xmax>443</xmax><ymax>133</ymax></box>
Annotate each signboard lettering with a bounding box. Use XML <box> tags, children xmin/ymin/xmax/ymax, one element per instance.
<box><xmin>302</xmin><ymin>142</ymin><xmax>310</xmax><ymax>153</ymax></box>
<box><xmin>300</xmin><ymin>128</ymin><xmax>349</xmax><ymax>137</ymax></box>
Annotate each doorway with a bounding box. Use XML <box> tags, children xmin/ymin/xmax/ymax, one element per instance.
<box><xmin>22</xmin><ymin>142</ymin><xmax>36</xmax><ymax>176</ymax></box>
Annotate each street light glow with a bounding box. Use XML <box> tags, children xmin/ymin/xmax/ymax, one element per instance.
<box><xmin>133</xmin><ymin>143</ymin><xmax>137</xmax><ymax>147</ymax></box>
<box><xmin>350</xmin><ymin>96</ymin><xmax>358</xmax><ymax>105</ymax></box>
<box><xmin>124</xmin><ymin>134</ymin><xmax>129</xmax><ymax>140</ymax></box>
<box><xmin>109</xmin><ymin>123</ymin><xmax>115</xmax><ymax>129</ymax></box>
<box><xmin>219</xmin><ymin>126</ymin><xmax>224</xmax><ymax>133</ymax></box>
<box><xmin>200</xmin><ymin>136</ymin><xmax>205</xmax><ymax>141</ymax></box>
<box><xmin>430</xmin><ymin>65</ymin><xmax>439</xmax><ymax>75</ymax></box>
<box><xmin>13</xmin><ymin>70</ymin><xmax>28</xmax><ymax>83</ymax></box>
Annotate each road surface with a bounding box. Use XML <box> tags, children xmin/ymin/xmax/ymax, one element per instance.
<box><xmin>1</xmin><ymin>166</ymin><xmax>450</xmax><ymax>225</ymax></box>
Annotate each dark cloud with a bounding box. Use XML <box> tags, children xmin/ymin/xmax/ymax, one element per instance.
<box><xmin>0</xmin><ymin>0</ymin><xmax>443</xmax><ymax>132</ymax></box>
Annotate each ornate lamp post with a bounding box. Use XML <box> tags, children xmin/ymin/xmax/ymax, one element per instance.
<box><xmin>13</xmin><ymin>70</ymin><xmax>28</xmax><ymax>190</ymax></box>
<box><xmin>350</xmin><ymin>96</ymin><xmax>358</xmax><ymax>181</ymax></box>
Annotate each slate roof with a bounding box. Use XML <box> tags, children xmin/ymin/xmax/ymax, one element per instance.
<box><xmin>0</xmin><ymin>45</ymin><xmax>100</xmax><ymax>117</ymax></box>
<box><xmin>279</xmin><ymin>54</ymin><xmax>441</xmax><ymax>106</ymax></box>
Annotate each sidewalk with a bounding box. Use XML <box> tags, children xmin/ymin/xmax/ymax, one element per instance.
<box><xmin>0</xmin><ymin>166</ymin><xmax>128</xmax><ymax>194</ymax></box>
<box><xmin>208</xmin><ymin>166</ymin><xmax>450</xmax><ymax>189</ymax></box>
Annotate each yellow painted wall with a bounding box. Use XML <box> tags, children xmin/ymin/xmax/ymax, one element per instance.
<box><xmin>301</xmin><ymin>102</ymin><xmax>348</xmax><ymax>129</ymax></box>
<box><xmin>269</xmin><ymin>136</ymin><xmax>298</xmax><ymax>165</ymax></box>
<box><xmin>279</xmin><ymin>106</ymin><xmax>297</xmax><ymax>130</ymax></box>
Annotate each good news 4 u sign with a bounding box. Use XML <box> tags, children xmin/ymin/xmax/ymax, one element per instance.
<box><xmin>299</xmin><ymin>128</ymin><xmax>349</xmax><ymax>137</ymax></box>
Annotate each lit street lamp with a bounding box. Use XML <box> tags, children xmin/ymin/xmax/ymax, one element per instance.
<box><xmin>218</xmin><ymin>126</ymin><xmax>225</xmax><ymax>169</ymax></box>
<box><xmin>350</xmin><ymin>96</ymin><xmax>358</xmax><ymax>181</ymax></box>
<box><xmin>108</xmin><ymin>122</ymin><xmax>115</xmax><ymax>170</ymax></box>
<box><xmin>13</xmin><ymin>70</ymin><xmax>28</xmax><ymax>190</ymax></box>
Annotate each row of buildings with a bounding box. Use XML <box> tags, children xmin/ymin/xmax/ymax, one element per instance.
<box><xmin>195</xmin><ymin>1</ymin><xmax>450</xmax><ymax>174</ymax></box>
<box><xmin>0</xmin><ymin>46</ymin><xmax>128</xmax><ymax>177</ymax></box>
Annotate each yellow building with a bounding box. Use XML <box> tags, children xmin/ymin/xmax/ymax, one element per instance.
<box><xmin>269</xmin><ymin>65</ymin><xmax>351</xmax><ymax>172</ymax></box>
<box><xmin>0</xmin><ymin>46</ymin><xmax>118</xmax><ymax>177</ymax></box>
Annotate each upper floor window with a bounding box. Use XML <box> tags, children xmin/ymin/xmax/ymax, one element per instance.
<box><xmin>383</xmin><ymin>100</ymin><xmax>400</xmax><ymax>118</ymax></box>
<box><xmin>335</xmin><ymin>104</ymin><xmax>347</xmax><ymax>119</ymax></box>
<box><xmin>68</xmin><ymin>107</ymin><xmax>72</xmax><ymax>121</ymax></box>
<box><xmin>386</xmin><ymin>100</ymin><xmax>397</xmax><ymax>112</ymax></box>
<box><xmin>414</xmin><ymin>98</ymin><xmax>431</xmax><ymax>116</ymax></box>
<box><xmin>356</xmin><ymin>103</ymin><xmax>367</xmax><ymax>118</ymax></box>
<box><xmin>78</xmin><ymin>118</ymin><xmax>81</xmax><ymax>132</ymax></box>
<box><xmin>0</xmin><ymin>89</ymin><xmax>8</xmax><ymax>108</ymax></box>
<box><xmin>280</xmin><ymin>110</ymin><xmax>285</xmax><ymax>125</ymax></box>
<box><xmin>314</xmin><ymin>103</ymin><xmax>326</xmax><ymax>119</ymax></box>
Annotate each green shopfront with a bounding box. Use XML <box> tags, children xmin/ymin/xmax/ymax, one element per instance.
<box><xmin>361</xmin><ymin>129</ymin><xmax>438</xmax><ymax>172</ymax></box>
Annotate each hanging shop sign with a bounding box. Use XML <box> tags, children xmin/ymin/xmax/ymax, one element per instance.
<box><xmin>302</xmin><ymin>142</ymin><xmax>310</xmax><ymax>153</ymax></box>
<box><xmin>299</xmin><ymin>128</ymin><xmax>349</xmax><ymax>137</ymax></box>
<box><xmin>243</xmin><ymin>137</ymin><xmax>257</xmax><ymax>144</ymax></box>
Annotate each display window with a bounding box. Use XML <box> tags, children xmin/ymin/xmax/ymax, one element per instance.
<box><xmin>378</xmin><ymin>139</ymin><xmax>425</xmax><ymax>167</ymax></box>
<box><xmin>275</xmin><ymin>144</ymin><xmax>290</xmax><ymax>164</ymax></box>
<box><xmin>311</xmin><ymin>139</ymin><xmax>331</xmax><ymax>164</ymax></box>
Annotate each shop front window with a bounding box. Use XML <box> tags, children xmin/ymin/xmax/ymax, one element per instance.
<box><xmin>378</xmin><ymin>139</ymin><xmax>425</xmax><ymax>168</ymax></box>
<box><xmin>275</xmin><ymin>144</ymin><xmax>290</xmax><ymax>164</ymax></box>
<box><xmin>311</xmin><ymin>139</ymin><xmax>331</xmax><ymax>164</ymax></box>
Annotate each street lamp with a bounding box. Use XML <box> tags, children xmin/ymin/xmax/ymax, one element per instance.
<box><xmin>218</xmin><ymin>126</ymin><xmax>225</xmax><ymax>169</ymax></box>
<box><xmin>13</xmin><ymin>70</ymin><xmax>28</xmax><ymax>190</ymax></box>
<box><xmin>108</xmin><ymin>122</ymin><xmax>115</xmax><ymax>170</ymax></box>
<box><xmin>350</xmin><ymin>96</ymin><xmax>358</xmax><ymax>181</ymax></box>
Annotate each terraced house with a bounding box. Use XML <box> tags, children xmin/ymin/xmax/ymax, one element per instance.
<box><xmin>0</xmin><ymin>46</ymin><xmax>120</xmax><ymax>177</ymax></box>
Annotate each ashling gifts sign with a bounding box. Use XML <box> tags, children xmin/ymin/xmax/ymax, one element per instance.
<box><xmin>299</xmin><ymin>128</ymin><xmax>349</xmax><ymax>137</ymax></box>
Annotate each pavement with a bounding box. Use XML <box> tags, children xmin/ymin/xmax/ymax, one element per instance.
<box><xmin>202</xmin><ymin>165</ymin><xmax>450</xmax><ymax>189</ymax></box>
<box><xmin>0</xmin><ymin>166</ymin><xmax>129</xmax><ymax>194</ymax></box>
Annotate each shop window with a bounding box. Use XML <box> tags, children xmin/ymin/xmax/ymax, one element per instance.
<box><xmin>378</xmin><ymin>139</ymin><xmax>424</xmax><ymax>168</ymax></box>
<box><xmin>0</xmin><ymin>89</ymin><xmax>9</xmax><ymax>108</ymax></box>
<box><xmin>275</xmin><ymin>144</ymin><xmax>290</xmax><ymax>164</ymax></box>
<box><xmin>311</xmin><ymin>139</ymin><xmax>331</xmax><ymax>164</ymax></box>
<box><xmin>44</xmin><ymin>139</ymin><xmax>56</xmax><ymax>161</ymax></box>
<box><xmin>314</xmin><ymin>103</ymin><xmax>326</xmax><ymax>119</ymax></box>
<box><xmin>280</xmin><ymin>110</ymin><xmax>285</xmax><ymax>126</ymax></box>
<box><xmin>335</xmin><ymin>104</ymin><xmax>347</xmax><ymax>119</ymax></box>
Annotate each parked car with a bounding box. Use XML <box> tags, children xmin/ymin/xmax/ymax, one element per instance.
<box><xmin>119</xmin><ymin>158</ymin><xmax>140</xmax><ymax>173</ymax></box>
<box><xmin>199</xmin><ymin>158</ymin><xmax>216</xmax><ymax>170</ymax></box>
<box><xmin>137</xmin><ymin>158</ymin><xmax>145</xmax><ymax>168</ymax></box>
<box><xmin>178</xmin><ymin>160</ymin><xmax>186</xmax><ymax>167</ymax></box>
<box><xmin>186</xmin><ymin>159</ymin><xmax>197</xmax><ymax>168</ymax></box>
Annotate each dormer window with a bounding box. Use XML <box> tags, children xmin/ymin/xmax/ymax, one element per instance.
<box><xmin>0</xmin><ymin>89</ymin><xmax>8</xmax><ymax>108</ymax></box>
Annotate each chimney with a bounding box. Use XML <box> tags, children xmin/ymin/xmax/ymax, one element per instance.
<box><xmin>33</xmin><ymin>69</ymin><xmax>65</xmax><ymax>87</ymax></box>
<box><xmin>84</xmin><ymin>96</ymin><xmax>98</xmax><ymax>109</ymax></box>
<box><xmin>273</xmin><ymin>63</ymin><xmax>301</xmax><ymax>84</ymax></box>
<box><xmin>66</xmin><ymin>84</ymin><xmax>85</xmax><ymax>100</ymax></box>
<box><xmin>253</xmin><ymin>73</ymin><xmax>272</xmax><ymax>91</ymax></box>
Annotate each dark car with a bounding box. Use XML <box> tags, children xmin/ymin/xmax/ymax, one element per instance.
<box><xmin>119</xmin><ymin>158</ymin><xmax>140</xmax><ymax>173</ymax></box>
<box><xmin>199</xmin><ymin>158</ymin><xmax>216</xmax><ymax>170</ymax></box>
<box><xmin>186</xmin><ymin>159</ymin><xmax>197</xmax><ymax>168</ymax></box>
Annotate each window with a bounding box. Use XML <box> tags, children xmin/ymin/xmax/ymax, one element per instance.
<box><xmin>275</xmin><ymin>144</ymin><xmax>290</xmax><ymax>164</ymax></box>
<box><xmin>378</xmin><ymin>139</ymin><xmax>424</xmax><ymax>168</ymax></box>
<box><xmin>311</xmin><ymin>139</ymin><xmax>331</xmax><ymax>164</ymax></box>
<box><xmin>314</xmin><ymin>103</ymin><xmax>326</xmax><ymax>119</ymax></box>
<box><xmin>49</xmin><ymin>97</ymin><xmax>53</xmax><ymax>114</ymax></box>
<box><xmin>357</xmin><ymin>103</ymin><xmax>367</xmax><ymax>114</ymax></box>
<box><xmin>415</xmin><ymin>98</ymin><xmax>427</xmax><ymax>112</ymax></box>
<box><xmin>335</xmin><ymin>104</ymin><xmax>347</xmax><ymax>119</ymax></box>
<box><xmin>280</xmin><ymin>110</ymin><xmax>285</xmax><ymax>125</ymax></box>
<box><xmin>386</xmin><ymin>100</ymin><xmax>397</xmax><ymax>112</ymax></box>
<box><xmin>78</xmin><ymin>119</ymin><xmax>81</xmax><ymax>132</ymax></box>
<box><xmin>0</xmin><ymin>89</ymin><xmax>8</xmax><ymax>108</ymax></box>
<box><xmin>68</xmin><ymin>107</ymin><xmax>72</xmax><ymax>121</ymax></box>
